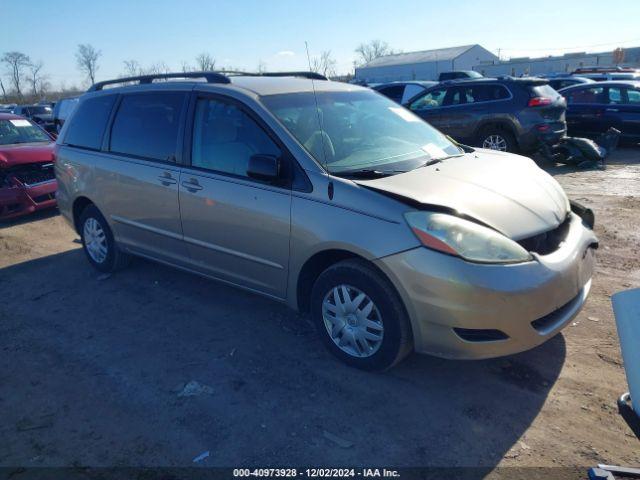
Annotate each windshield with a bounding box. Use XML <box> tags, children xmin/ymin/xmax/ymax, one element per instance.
<box><xmin>0</xmin><ymin>119</ymin><xmax>51</xmax><ymax>145</ymax></box>
<box><xmin>261</xmin><ymin>90</ymin><xmax>462</xmax><ymax>174</ymax></box>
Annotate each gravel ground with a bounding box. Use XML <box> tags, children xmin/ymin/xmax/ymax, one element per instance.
<box><xmin>1</xmin><ymin>149</ymin><xmax>639</xmax><ymax>476</ymax></box>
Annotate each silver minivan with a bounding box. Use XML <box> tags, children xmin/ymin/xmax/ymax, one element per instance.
<box><xmin>55</xmin><ymin>72</ymin><xmax>598</xmax><ymax>370</ymax></box>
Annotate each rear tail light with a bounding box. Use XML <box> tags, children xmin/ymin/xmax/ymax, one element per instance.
<box><xmin>536</xmin><ymin>124</ymin><xmax>550</xmax><ymax>132</ymax></box>
<box><xmin>528</xmin><ymin>97</ymin><xmax>553</xmax><ymax>107</ymax></box>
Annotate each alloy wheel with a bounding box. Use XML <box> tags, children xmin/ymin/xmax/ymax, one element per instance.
<box><xmin>482</xmin><ymin>134</ymin><xmax>508</xmax><ymax>151</ymax></box>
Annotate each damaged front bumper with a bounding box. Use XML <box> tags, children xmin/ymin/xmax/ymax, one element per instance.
<box><xmin>375</xmin><ymin>212</ymin><xmax>598</xmax><ymax>359</ymax></box>
<box><xmin>0</xmin><ymin>175</ymin><xmax>57</xmax><ymax>221</ymax></box>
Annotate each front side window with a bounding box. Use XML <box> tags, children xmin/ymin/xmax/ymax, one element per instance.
<box><xmin>448</xmin><ymin>87</ymin><xmax>475</xmax><ymax>105</ymax></box>
<box><xmin>409</xmin><ymin>89</ymin><xmax>447</xmax><ymax>111</ymax></box>
<box><xmin>110</xmin><ymin>92</ymin><xmax>185</xmax><ymax>161</ymax></box>
<box><xmin>191</xmin><ymin>98</ymin><xmax>281</xmax><ymax>177</ymax></box>
<box><xmin>608</xmin><ymin>87</ymin><xmax>623</xmax><ymax>104</ymax></box>
<box><xmin>0</xmin><ymin>119</ymin><xmax>50</xmax><ymax>145</ymax></box>
<box><xmin>64</xmin><ymin>95</ymin><xmax>117</xmax><ymax>150</ymax></box>
<box><xmin>262</xmin><ymin>89</ymin><xmax>461</xmax><ymax>174</ymax></box>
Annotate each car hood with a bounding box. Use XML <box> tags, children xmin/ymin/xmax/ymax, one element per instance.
<box><xmin>0</xmin><ymin>143</ymin><xmax>55</xmax><ymax>168</ymax></box>
<box><xmin>354</xmin><ymin>149</ymin><xmax>570</xmax><ymax>240</ymax></box>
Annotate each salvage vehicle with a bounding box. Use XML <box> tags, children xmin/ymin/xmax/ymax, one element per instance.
<box><xmin>559</xmin><ymin>81</ymin><xmax>640</xmax><ymax>144</ymax></box>
<box><xmin>373</xmin><ymin>81</ymin><xmax>437</xmax><ymax>105</ymax></box>
<box><xmin>0</xmin><ymin>114</ymin><xmax>57</xmax><ymax>220</ymax></box>
<box><xmin>12</xmin><ymin>104</ymin><xmax>56</xmax><ymax>133</ymax></box>
<box><xmin>55</xmin><ymin>72</ymin><xmax>597</xmax><ymax>370</ymax></box>
<box><xmin>404</xmin><ymin>77</ymin><xmax>567</xmax><ymax>152</ymax></box>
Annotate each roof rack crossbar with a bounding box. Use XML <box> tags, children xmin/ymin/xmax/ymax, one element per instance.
<box><xmin>87</xmin><ymin>71</ymin><xmax>231</xmax><ymax>92</ymax></box>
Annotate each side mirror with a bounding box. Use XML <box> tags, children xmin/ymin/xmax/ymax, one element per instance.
<box><xmin>247</xmin><ymin>154</ymin><xmax>281</xmax><ymax>182</ymax></box>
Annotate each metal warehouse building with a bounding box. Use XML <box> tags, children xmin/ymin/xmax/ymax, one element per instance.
<box><xmin>355</xmin><ymin>44</ymin><xmax>499</xmax><ymax>83</ymax></box>
<box><xmin>474</xmin><ymin>47</ymin><xmax>640</xmax><ymax>77</ymax></box>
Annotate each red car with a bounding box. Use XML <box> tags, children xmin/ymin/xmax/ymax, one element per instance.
<box><xmin>0</xmin><ymin>113</ymin><xmax>57</xmax><ymax>221</ymax></box>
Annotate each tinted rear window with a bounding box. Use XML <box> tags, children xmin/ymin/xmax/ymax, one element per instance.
<box><xmin>110</xmin><ymin>92</ymin><xmax>185</xmax><ymax>161</ymax></box>
<box><xmin>64</xmin><ymin>95</ymin><xmax>116</xmax><ymax>150</ymax></box>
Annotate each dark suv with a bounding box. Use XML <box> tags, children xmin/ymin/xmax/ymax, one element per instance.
<box><xmin>402</xmin><ymin>77</ymin><xmax>566</xmax><ymax>152</ymax></box>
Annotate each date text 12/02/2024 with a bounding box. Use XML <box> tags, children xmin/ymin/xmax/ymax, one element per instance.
<box><xmin>233</xmin><ymin>469</ymin><xmax>401</xmax><ymax>478</ymax></box>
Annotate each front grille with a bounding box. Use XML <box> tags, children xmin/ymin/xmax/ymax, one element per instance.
<box><xmin>2</xmin><ymin>163</ymin><xmax>55</xmax><ymax>186</ymax></box>
<box><xmin>517</xmin><ymin>216</ymin><xmax>571</xmax><ymax>255</ymax></box>
<box><xmin>453</xmin><ymin>328</ymin><xmax>509</xmax><ymax>342</ymax></box>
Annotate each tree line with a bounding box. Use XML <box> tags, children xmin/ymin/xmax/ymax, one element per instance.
<box><xmin>1</xmin><ymin>40</ymin><xmax>397</xmax><ymax>103</ymax></box>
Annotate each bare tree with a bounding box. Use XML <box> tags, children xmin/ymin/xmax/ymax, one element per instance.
<box><xmin>256</xmin><ymin>60</ymin><xmax>267</xmax><ymax>73</ymax></box>
<box><xmin>26</xmin><ymin>60</ymin><xmax>47</xmax><ymax>96</ymax></box>
<box><xmin>122</xmin><ymin>59</ymin><xmax>142</xmax><ymax>77</ymax></box>
<box><xmin>76</xmin><ymin>44</ymin><xmax>101</xmax><ymax>84</ymax></box>
<box><xmin>310</xmin><ymin>50</ymin><xmax>337</xmax><ymax>78</ymax></box>
<box><xmin>2</xmin><ymin>51</ymin><xmax>31</xmax><ymax>96</ymax></box>
<box><xmin>180</xmin><ymin>61</ymin><xmax>192</xmax><ymax>73</ymax></box>
<box><xmin>195</xmin><ymin>52</ymin><xmax>216</xmax><ymax>71</ymax></box>
<box><xmin>146</xmin><ymin>62</ymin><xmax>171</xmax><ymax>75</ymax></box>
<box><xmin>354</xmin><ymin>40</ymin><xmax>395</xmax><ymax>65</ymax></box>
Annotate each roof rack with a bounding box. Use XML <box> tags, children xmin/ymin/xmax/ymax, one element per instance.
<box><xmin>87</xmin><ymin>70</ymin><xmax>328</xmax><ymax>92</ymax></box>
<box><xmin>87</xmin><ymin>71</ymin><xmax>231</xmax><ymax>92</ymax></box>
<box><xmin>217</xmin><ymin>70</ymin><xmax>327</xmax><ymax>80</ymax></box>
<box><xmin>256</xmin><ymin>71</ymin><xmax>328</xmax><ymax>80</ymax></box>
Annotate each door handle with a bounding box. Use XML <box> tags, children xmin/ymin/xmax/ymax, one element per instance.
<box><xmin>181</xmin><ymin>178</ymin><xmax>203</xmax><ymax>192</ymax></box>
<box><xmin>606</xmin><ymin>108</ymin><xmax>619</xmax><ymax>112</ymax></box>
<box><xmin>158</xmin><ymin>173</ymin><xmax>177</xmax><ymax>186</ymax></box>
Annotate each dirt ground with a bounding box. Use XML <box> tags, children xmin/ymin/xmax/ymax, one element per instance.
<box><xmin>1</xmin><ymin>149</ymin><xmax>639</xmax><ymax>477</ymax></box>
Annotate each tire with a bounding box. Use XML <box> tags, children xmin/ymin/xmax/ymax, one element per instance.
<box><xmin>310</xmin><ymin>259</ymin><xmax>413</xmax><ymax>371</ymax></box>
<box><xmin>78</xmin><ymin>204</ymin><xmax>130</xmax><ymax>273</ymax></box>
<box><xmin>477</xmin><ymin>127</ymin><xmax>518</xmax><ymax>153</ymax></box>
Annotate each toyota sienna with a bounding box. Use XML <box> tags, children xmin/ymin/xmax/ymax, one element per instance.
<box><xmin>55</xmin><ymin>72</ymin><xmax>598</xmax><ymax>370</ymax></box>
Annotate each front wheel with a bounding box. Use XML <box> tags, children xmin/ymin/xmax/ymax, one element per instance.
<box><xmin>79</xmin><ymin>204</ymin><xmax>130</xmax><ymax>273</ymax></box>
<box><xmin>310</xmin><ymin>259</ymin><xmax>413</xmax><ymax>371</ymax></box>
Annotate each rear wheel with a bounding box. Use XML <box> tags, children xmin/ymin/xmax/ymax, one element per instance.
<box><xmin>79</xmin><ymin>204</ymin><xmax>130</xmax><ymax>273</ymax></box>
<box><xmin>310</xmin><ymin>259</ymin><xmax>413</xmax><ymax>371</ymax></box>
<box><xmin>477</xmin><ymin>127</ymin><xmax>518</xmax><ymax>152</ymax></box>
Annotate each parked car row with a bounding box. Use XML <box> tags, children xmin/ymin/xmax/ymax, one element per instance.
<box><xmin>375</xmin><ymin>76</ymin><xmax>567</xmax><ymax>152</ymax></box>
<box><xmin>374</xmin><ymin>74</ymin><xmax>640</xmax><ymax>150</ymax></box>
<box><xmin>4</xmin><ymin>97</ymin><xmax>80</xmax><ymax>135</ymax></box>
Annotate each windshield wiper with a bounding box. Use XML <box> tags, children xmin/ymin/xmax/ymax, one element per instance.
<box><xmin>335</xmin><ymin>169</ymin><xmax>408</xmax><ymax>179</ymax></box>
<box><xmin>419</xmin><ymin>153</ymin><xmax>465</xmax><ymax>168</ymax></box>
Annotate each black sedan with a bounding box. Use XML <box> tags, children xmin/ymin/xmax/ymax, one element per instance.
<box><xmin>559</xmin><ymin>81</ymin><xmax>640</xmax><ymax>144</ymax></box>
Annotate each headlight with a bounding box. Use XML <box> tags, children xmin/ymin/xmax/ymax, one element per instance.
<box><xmin>404</xmin><ymin>211</ymin><xmax>533</xmax><ymax>264</ymax></box>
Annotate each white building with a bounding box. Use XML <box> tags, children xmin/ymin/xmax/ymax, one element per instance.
<box><xmin>355</xmin><ymin>44</ymin><xmax>499</xmax><ymax>83</ymax></box>
<box><xmin>474</xmin><ymin>47</ymin><xmax>640</xmax><ymax>77</ymax></box>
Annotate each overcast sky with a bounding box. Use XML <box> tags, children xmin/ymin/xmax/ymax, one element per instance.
<box><xmin>4</xmin><ymin>0</ymin><xmax>640</xmax><ymax>88</ymax></box>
